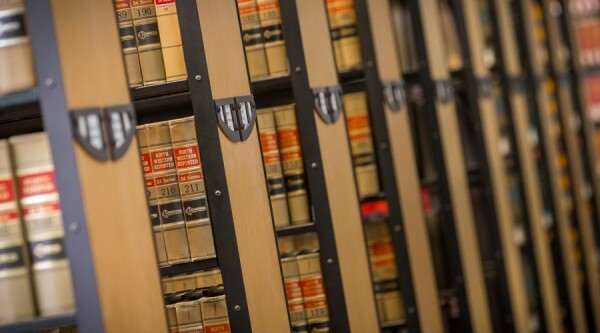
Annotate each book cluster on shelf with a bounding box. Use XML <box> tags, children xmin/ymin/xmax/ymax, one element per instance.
<box><xmin>2</xmin><ymin>0</ymin><xmax>600</xmax><ymax>332</ymax></box>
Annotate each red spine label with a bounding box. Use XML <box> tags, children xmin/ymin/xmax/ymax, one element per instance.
<box><xmin>204</xmin><ymin>324</ymin><xmax>231</xmax><ymax>333</ymax></box>
<box><xmin>277</xmin><ymin>128</ymin><xmax>299</xmax><ymax>150</ymax></box>
<box><xmin>285</xmin><ymin>278</ymin><xmax>303</xmax><ymax>299</ymax></box>
<box><xmin>173</xmin><ymin>145</ymin><xmax>201</xmax><ymax>170</ymax></box>
<box><xmin>141</xmin><ymin>152</ymin><xmax>153</xmax><ymax>174</ymax></box>
<box><xmin>300</xmin><ymin>276</ymin><xmax>325</xmax><ymax>298</ymax></box>
<box><xmin>155</xmin><ymin>0</ymin><xmax>175</xmax><ymax>5</ymax></box>
<box><xmin>151</xmin><ymin>148</ymin><xmax>176</xmax><ymax>172</ymax></box>
<box><xmin>0</xmin><ymin>178</ymin><xmax>16</xmax><ymax>204</ymax></box>
<box><xmin>18</xmin><ymin>171</ymin><xmax>57</xmax><ymax>198</ymax></box>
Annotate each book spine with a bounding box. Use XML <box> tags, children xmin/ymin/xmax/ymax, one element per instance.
<box><xmin>0</xmin><ymin>140</ymin><xmax>34</xmax><ymax>324</ymax></box>
<box><xmin>326</xmin><ymin>0</ymin><xmax>362</xmax><ymax>70</ymax></box>
<box><xmin>147</xmin><ymin>121</ymin><xmax>191</xmax><ymax>265</ymax></box>
<box><xmin>0</xmin><ymin>0</ymin><xmax>35</xmax><ymax>95</ymax></box>
<box><xmin>273</xmin><ymin>105</ymin><xmax>311</xmax><ymax>225</ymax></box>
<box><xmin>343</xmin><ymin>92</ymin><xmax>380</xmax><ymax>199</ymax></box>
<box><xmin>137</xmin><ymin>125</ymin><xmax>169</xmax><ymax>266</ymax></box>
<box><xmin>281</xmin><ymin>256</ymin><xmax>309</xmax><ymax>331</ymax></box>
<box><xmin>201</xmin><ymin>295</ymin><xmax>231</xmax><ymax>333</ymax></box>
<box><xmin>129</xmin><ymin>0</ymin><xmax>166</xmax><ymax>85</ymax></box>
<box><xmin>257</xmin><ymin>108</ymin><xmax>291</xmax><ymax>228</ymax></box>
<box><xmin>237</xmin><ymin>0</ymin><xmax>269</xmax><ymax>79</ymax></box>
<box><xmin>296</xmin><ymin>252</ymin><xmax>330</xmax><ymax>331</ymax></box>
<box><xmin>256</xmin><ymin>0</ymin><xmax>288</xmax><ymax>76</ymax></box>
<box><xmin>325</xmin><ymin>0</ymin><xmax>344</xmax><ymax>69</ymax></box>
<box><xmin>115</xmin><ymin>0</ymin><xmax>143</xmax><ymax>87</ymax></box>
<box><xmin>439</xmin><ymin>0</ymin><xmax>463</xmax><ymax>70</ymax></box>
<box><xmin>166</xmin><ymin>303</ymin><xmax>179</xmax><ymax>333</ymax></box>
<box><xmin>365</xmin><ymin>221</ymin><xmax>404</xmax><ymax>323</ymax></box>
<box><xmin>9</xmin><ymin>132</ymin><xmax>75</xmax><ymax>317</ymax></box>
<box><xmin>175</xmin><ymin>300</ymin><xmax>204</xmax><ymax>333</ymax></box>
<box><xmin>155</xmin><ymin>0</ymin><xmax>187</xmax><ymax>82</ymax></box>
<box><xmin>169</xmin><ymin>117</ymin><xmax>216</xmax><ymax>261</ymax></box>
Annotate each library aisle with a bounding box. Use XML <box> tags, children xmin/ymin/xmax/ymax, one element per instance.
<box><xmin>1</xmin><ymin>0</ymin><xmax>599</xmax><ymax>332</ymax></box>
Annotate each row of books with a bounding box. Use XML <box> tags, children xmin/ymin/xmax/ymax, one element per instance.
<box><xmin>136</xmin><ymin>117</ymin><xmax>216</xmax><ymax>267</ymax></box>
<box><xmin>586</xmin><ymin>74</ymin><xmax>600</xmax><ymax>122</ymax></box>
<box><xmin>574</xmin><ymin>17</ymin><xmax>600</xmax><ymax>67</ymax></box>
<box><xmin>570</xmin><ymin>0</ymin><xmax>600</xmax><ymax>16</ymax></box>
<box><xmin>0</xmin><ymin>0</ymin><xmax>35</xmax><ymax>96</ymax></box>
<box><xmin>278</xmin><ymin>233</ymin><xmax>331</xmax><ymax>333</ymax></box>
<box><xmin>0</xmin><ymin>133</ymin><xmax>74</xmax><ymax>325</ymax></box>
<box><xmin>162</xmin><ymin>269</ymin><xmax>229</xmax><ymax>333</ymax></box>
<box><xmin>237</xmin><ymin>0</ymin><xmax>290</xmax><ymax>80</ymax></box>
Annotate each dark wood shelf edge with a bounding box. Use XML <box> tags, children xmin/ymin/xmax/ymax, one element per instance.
<box><xmin>380</xmin><ymin>319</ymin><xmax>407</xmax><ymax>329</ymax></box>
<box><xmin>160</xmin><ymin>257</ymin><xmax>219</xmax><ymax>277</ymax></box>
<box><xmin>0</xmin><ymin>314</ymin><xmax>77</xmax><ymax>333</ymax></box>
<box><xmin>276</xmin><ymin>223</ymin><xmax>317</xmax><ymax>237</ymax></box>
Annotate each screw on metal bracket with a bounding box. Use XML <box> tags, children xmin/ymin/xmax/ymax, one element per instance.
<box><xmin>393</xmin><ymin>225</ymin><xmax>401</xmax><ymax>232</ymax></box>
<box><xmin>311</xmin><ymin>162</ymin><xmax>318</xmax><ymax>169</ymax></box>
<box><xmin>380</xmin><ymin>142</ymin><xmax>388</xmax><ymax>150</ymax></box>
<box><xmin>326</xmin><ymin>258</ymin><xmax>334</xmax><ymax>264</ymax></box>
<box><xmin>44</xmin><ymin>78</ymin><xmax>55</xmax><ymax>88</ymax></box>
<box><xmin>407</xmin><ymin>307</ymin><xmax>415</xmax><ymax>314</ymax></box>
<box><xmin>295</xmin><ymin>67</ymin><xmax>302</xmax><ymax>73</ymax></box>
<box><xmin>68</xmin><ymin>223</ymin><xmax>80</xmax><ymax>233</ymax></box>
<box><xmin>215</xmin><ymin>190</ymin><xmax>222</xmax><ymax>197</ymax></box>
<box><xmin>234</xmin><ymin>305</ymin><xmax>241</xmax><ymax>311</ymax></box>
<box><xmin>194</xmin><ymin>75</ymin><xmax>202</xmax><ymax>81</ymax></box>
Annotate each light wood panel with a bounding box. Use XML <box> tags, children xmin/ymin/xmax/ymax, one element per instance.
<box><xmin>366</xmin><ymin>0</ymin><xmax>444</xmax><ymax>331</ymax></box>
<box><xmin>543</xmin><ymin>0</ymin><xmax>600</xmax><ymax>329</ymax></box>
<box><xmin>296</xmin><ymin>0</ymin><xmax>379</xmax><ymax>331</ymax></box>
<box><xmin>461</xmin><ymin>1</ymin><xmax>529</xmax><ymax>332</ymax></box>
<box><xmin>418</xmin><ymin>0</ymin><xmax>492</xmax><ymax>332</ymax></box>
<box><xmin>195</xmin><ymin>1</ymin><xmax>289</xmax><ymax>331</ymax></box>
<box><xmin>50</xmin><ymin>0</ymin><xmax>166</xmax><ymax>331</ymax></box>
<box><xmin>520</xmin><ymin>1</ymin><xmax>588</xmax><ymax>332</ymax></box>
<box><xmin>493</xmin><ymin>1</ymin><xmax>563</xmax><ymax>330</ymax></box>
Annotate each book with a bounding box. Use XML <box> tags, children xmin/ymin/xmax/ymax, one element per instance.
<box><xmin>296</xmin><ymin>251</ymin><xmax>330</xmax><ymax>332</ymax></box>
<box><xmin>0</xmin><ymin>140</ymin><xmax>35</xmax><ymax>324</ymax></box>
<box><xmin>584</xmin><ymin>75</ymin><xmax>600</xmax><ymax>122</ymax></box>
<box><xmin>136</xmin><ymin>125</ymin><xmax>169</xmax><ymax>267</ymax></box>
<box><xmin>281</xmin><ymin>253</ymin><xmax>309</xmax><ymax>332</ymax></box>
<box><xmin>129</xmin><ymin>0</ymin><xmax>167</xmax><ymax>85</ymax></box>
<box><xmin>9</xmin><ymin>132</ymin><xmax>75</xmax><ymax>317</ymax></box>
<box><xmin>343</xmin><ymin>92</ymin><xmax>380</xmax><ymax>199</ymax></box>
<box><xmin>438</xmin><ymin>0</ymin><xmax>463</xmax><ymax>71</ymax></box>
<box><xmin>237</xmin><ymin>0</ymin><xmax>269</xmax><ymax>80</ymax></box>
<box><xmin>365</xmin><ymin>219</ymin><xmax>405</xmax><ymax>323</ymax></box>
<box><xmin>155</xmin><ymin>0</ymin><xmax>187</xmax><ymax>82</ymax></box>
<box><xmin>390</xmin><ymin>0</ymin><xmax>419</xmax><ymax>72</ymax></box>
<box><xmin>273</xmin><ymin>105</ymin><xmax>311</xmax><ymax>225</ymax></box>
<box><xmin>168</xmin><ymin>117</ymin><xmax>216</xmax><ymax>261</ymax></box>
<box><xmin>146</xmin><ymin>121</ymin><xmax>191</xmax><ymax>265</ymax></box>
<box><xmin>326</xmin><ymin>0</ymin><xmax>362</xmax><ymax>70</ymax></box>
<box><xmin>0</xmin><ymin>0</ymin><xmax>35</xmax><ymax>95</ymax></box>
<box><xmin>115</xmin><ymin>0</ymin><xmax>143</xmax><ymax>87</ymax></box>
<box><xmin>175</xmin><ymin>297</ymin><xmax>204</xmax><ymax>333</ymax></box>
<box><xmin>257</xmin><ymin>0</ymin><xmax>288</xmax><ymax>76</ymax></box>
<box><xmin>201</xmin><ymin>287</ymin><xmax>231</xmax><ymax>333</ymax></box>
<box><xmin>257</xmin><ymin>107</ymin><xmax>291</xmax><ymax>228</ymax></box>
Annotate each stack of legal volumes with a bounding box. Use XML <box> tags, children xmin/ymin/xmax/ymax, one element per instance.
<box><xmin>0</xmin><ymin>133</ymin><xmax>75</xmax><ymax>325</ymax></box>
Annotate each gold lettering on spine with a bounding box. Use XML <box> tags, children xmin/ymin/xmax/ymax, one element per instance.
<box><xmin>155</xmin><ymin>0</ymin><xmax>187</xmax><ymax>81</ymax></box>
<box><xmin>115</xmin><ymin>0</ymin><xmax>143</xmax><ymax>87</ymax></box>
<box><xmin>9</xmin><ymin>133</ymin><xmax>75</xmax><ymax>317</ymax></box>
<box><xmin>129</xmin><ymin>0</ymin><xmax>167</xmax><ymax>85</ymax></box>
<box><xmin>237</xmin><ymin>0</ymin><xmax>269</xmax><ymax>79</ymax></box>
<box><xmin>257</xmin><ymin>0</ymin><xmax>289</xmax><ymax>76</ymax></box>
<box><xmin>168</xmin><ymin>117</ymin><xmax>216</xmax><ymax>261</ymax></box>
<box><xmin>257</xmin><ymin>107</ymin><xmax>291</xmax><ymax>228</ymax></box>
<box><xmin>273</xmin><ymin>105</ymin><xmax>311</xmax><ymax>225</ymax></box>
<box><xmin>343</xmin><ymin>92</ymin><xmax>380</xmax><ymax>199</ymax></box>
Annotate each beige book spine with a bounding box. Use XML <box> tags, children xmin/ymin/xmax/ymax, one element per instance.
<box><xmin>237</xmin><ymin>0</ymin><xmax>269</xmax><ymax>79</ymax></box>
<box><xmin>273</xmin><ymin>105</ymin><xmax>311</xmax><ymax>225</ymax></box>
<box><xmin>129</xmin><ymin>0</ymin><xmax>166</xmax><ymax>85</ymax></box>
<box><xmin>137</xmin><ymin>125</ymin><xmax>169</xmax><ymax>266</ymax></box>
<box><xmin>169</xmin><ymin>117</ymin><xmax>216</xmax><ymax>261</ymax></box>
<box><xmin>365</xmin><ymin>220</ymin><xmax>405</xmax><ymax>323</ymax></box>
<box><xmin>439</xmin><ymin>0</ymin><xmax>463</xmax><ymax>71</ymax></box>
<box><xmin>296</xmin><ymin>252</ymin><xmax>330</xmax><ymax>331</ymax></box>
<box><xmin>162</xmin><ymin>273</ymin><xmax>196</xmax><ymax>294</ymax></box>
<box><xmin>115</xmin><ymin>0</ymin><xmax>143</xmax><ymax>87</ymax></box>
<box><xmin>257</xmin><ymin>0</ymin><xmax>289</xmax><ymax>76</ymax></box>
<box><xmin>326</xmin><ymin>0</ymin><xmax>362</xmax><ymax>70</ymax></box>
<box><xmin>281</xmin><ymin>255</ymin><xmax>309</xmax><ymax>331</ymax></box>
<box><xmin>166</xmin><ymin>303</ymin><xmax>179</xmax><ymax>333</ymax></box>
<box><xmin>200</xmin><ymin>294</ymin><xmax>231</xmax><ymax>333</ymax></box>
<box><xmin>0</xmin><ymin>0</ymin><xmax>35</xmax><ymax>95</ymax></box>
<box><xmin>257</xmin><ymin>108</ymin><xmax>291</xmax><ymax>228</ymax></box>
<box><xmin>343</xmin><ymin>92</ymin><xmax>380</xmax><ymax>199</ymax></box>
<box><xmin>325</xmin><ymin>0</ymin><xmax>344</xmax><ymax>69</ymax></box>
<box><xmin>0</xmin><ymin>140</ymin><xmax>35</xmax><ymax>324</ymax></box>
<box><xmin>175</xmin><ymin>300</ymin><xmax>204</xmax><ymax>333</ymax></box>
<box><xmin>155</xmin><ymin>0</ymin><xmax>187</xmax><ymax>82</ymax></box>
<box><xmin>147</xmin><ymin>121</ymin><xmax>191</xmax><ymax>265</ymax></box>
<box><xmin>9</xmin><ymin>132</ymin><xmax>75</xmax><ymax>317</ymax></box>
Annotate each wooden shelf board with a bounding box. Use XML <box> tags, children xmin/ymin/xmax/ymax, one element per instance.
<box><xmin>160</xmin><ymin>257</ymin><xmax>219</xmax><ymax>277</ymax></box>
<box><xmin>276</xmin><ymin>223</ymin><xmax>317</xmax><ymax>237</ymax></box>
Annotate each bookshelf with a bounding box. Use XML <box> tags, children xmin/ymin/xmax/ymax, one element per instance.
<box><xmin>2</xmin><ymin>0</ymin><xmax>600</xmax><ymax>332</ymax></box>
